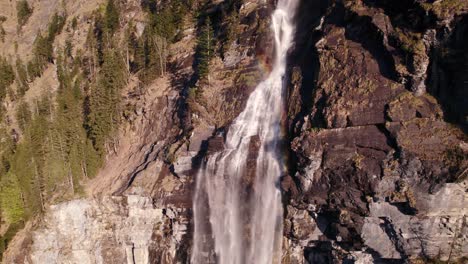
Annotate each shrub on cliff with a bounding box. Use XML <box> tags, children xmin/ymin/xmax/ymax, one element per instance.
<box><xmin>105</xmin><ymin>0</ymin><xmax>119</xmax><ymax>34</ymax></box>
<box><xmin>15</xmin><ymin>57</ymin><xmax>29</xmax><ymax>97</ymax></box>
<box><xmin>0</xmin><ymin>57</ymin><xmax>15</xmax><ymax>102</ymax></box>
<box><xmin>16</xmin><ymin>0</ymin><xmax>32</xmax><ymax>27</ymax></box>
<box><xmin>0</xmin><ymin>16</ymin><xmax>7</xmax><ymax>42</ymax></box>
<box><xmin>196</xmin><ymin>17</ymin><xmax>215</xmax><ymax>81</ymax></box>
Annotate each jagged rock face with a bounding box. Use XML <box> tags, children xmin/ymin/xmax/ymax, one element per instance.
<box><xmin>284</xmin><ymin>0</ymin><xmax>468</xmax><ymax>263</ymax></box>
<box><xmin>362</xmin><ymin>182</ymin><xmax>467</xmax><ymax>260</ymax></box>
<box><xmin>427</xmin><ymin>14</ymin><xmax>468</xmax><ymax>130</ymax></box>
<box><xmin>3</xmin><ymin>196</ymin><xmax>189</xmax><ymax>264</ymax></box>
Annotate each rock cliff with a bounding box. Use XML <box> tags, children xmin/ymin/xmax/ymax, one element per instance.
<box><xmin>1</xmin><ymin>0</ymin><xmax>467</xmax><ymax>263</ymax></box>
<box><xmin>283</xmin><ymin>0</ymin><xmax>467</xmax><ymax>263</ymax></box>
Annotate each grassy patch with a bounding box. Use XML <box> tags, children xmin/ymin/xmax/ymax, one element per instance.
<box><xmin>395</xmin><ymin>28</ymin><xmax>425</xmax><ymax>55</ymax></box>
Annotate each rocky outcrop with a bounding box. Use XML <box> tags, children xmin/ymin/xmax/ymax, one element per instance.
<box><xmin>284</xmin><ymin>0</ymin><xmax>468</xmax><ymax>263</ymax></box>
<box><xmin>3</xmin><ymin>195</ymin><xmax>189</xmax><ymax>264</ymax></box>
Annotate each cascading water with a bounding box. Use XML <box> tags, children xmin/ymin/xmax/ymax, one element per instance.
<box><xmin>192</xmin><ymin>0</ymin><xmax>299</xmax><ymax>263</ymax></box>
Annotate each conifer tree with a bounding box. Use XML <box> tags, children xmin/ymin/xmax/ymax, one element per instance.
<box><xmin>16</xmin><ymin>100</ymin><xmax>31</xmax><ymax>131</ymax></box>
<box><xmin>29</xmin><ymin>32</ymin><xmax>53</xmax><ymax>78</ymax></box>
<box><xmin>85</xmin><ymin>24</ymin><xmax>99</xmax><ymax>78</ymax></box>
<box><xmin>197</xmin><ymin>17</ymin><xmax>215</xmax><ymax>81</ymax></box>
<box><xmin>0</xmin><ymin>57</ymin><xmax>15</xmax><ymax>102</ymax></box>
<box><xmin>47</xmin><ymin>13</ymin><xmax>66</xmax><ymax>41</ymax></box>
<box><xmin>105</xmin><ymin>0</ymin><xmax>119</xmax><ymax>34</ymax></box>
<box><xmin>0</xmin><ymin>16</ymin><xmax>6</xmax><ymax>43</ymax></box>
<box><xmin>15</xmin><ymin>57</ymin><xmax>29</xmax><ymax>96</ymax></box>
<box><xmin>0</xmin><ymin>127</ymin><xmax>15</xmax><ymax>177</ymax></box>
<box><xmin>87</xmin><ymin>49</ymin><xmax>126</xmax><ymax>153</ymax></box>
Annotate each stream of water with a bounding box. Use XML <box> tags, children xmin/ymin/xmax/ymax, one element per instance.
<box><xmin>192</xmin><ymin>1</ymin><xmax>299</xmax><ymax>263</ymax></box>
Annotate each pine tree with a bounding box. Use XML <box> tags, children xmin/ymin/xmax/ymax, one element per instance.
<box><xmin>16</xmin><ymin>100</ymin><xmax>31</xmax><ymax>132</ymax></box>
<box><xmin>87</xmin><ymin>49</ymin><xmax>126</xmax><ymax>153</ymax></box>
<box><xmin>47</xmin><ymin>13</ymin><xmax>66</xmax><ymax>41</ymax></box>
<box><xmin>197</xmin><ymin>17</ymin><xmax>215</xmax><ymax>81</ymax></box>
<box><xmin>15</xmin><ymin>57</ymin><xmax>29</xmax><ymax>96</ymax></box>
<box><xmin>0</xmin><ymin>56</ymin><xmax>15</xmax><ymax>102</ymax></box>
<box><xmin>0</xmin><ymin>127</ymin><xmax>15</xmax><ymax>177</ymax></box>
<box><xmin>0</xmin><ymin>16</ymin><xmax>6</xmax><ymax>43</ymax></box>
<box><xmin>105</xmin><ymin>0</ymin><xmax>119</xmax><ymax>34</ymax></box>
<box><xmin>32</xmin><ymin>32</ymin><xmax>53</xmax><ymax>66</ymax></box>
<box><xmin>85</xmin><ymin>24</ymin><xmax>98</xmax><ymax>78</ymax></box>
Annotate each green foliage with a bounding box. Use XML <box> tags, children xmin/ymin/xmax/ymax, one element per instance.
<box><xmin>0</xmin><ymin>51</ymin><xmax>104</xmax><ymax>243</ymax></box>
<box><xmin>71</xmin><ymin>17</ymin><xmax>78</xmax><ymax>30</ymax></box>
<box><xmin>196</xmin><ymin>17</ymin><xmax>215</xmax><ymax>80</ymax></box>
<box><xmin>0</xmin><ymin>172</ymin><xmax>25</xmax><ymax>223</ymax></box>
<box><xmin>0</xmin><ymin>26</ymin><xmax>5</xmax><ymax>43</ymax></box>
<box><xmin>0</xmin><ymin>127</ymin><xmax>15</xmax><ymax>176</ymax></box>
<box><xmin>15</xmin><ymin>57</ymin><xmax>29</xmax><ymax>97</ymax></box>
<box><xmin>187</xmin><ymin>86</ymin><xmax>200</xmax><ymax>109</ymax></box>
<box><xmin>129</xmin><ymin>27</ymin><xmax>168</xmax><ymax>82</ymax></box>
<box><xmin>221</xmin><ymin>10</ymin><xmax>239</xmax><ymax>55</ymax></box>
<box><xmin>123</xmin><ymin>1</ymin><xmax>179</xmax><ymax>81</ymax></box>
<box><xmin>0</xmin><ymin>57</ymin><xmax>15</xmax><ymax>102</ymax></box>
<box><xmin>145</xmin><ymin>0</ymin><xmax>190</xmax><ymax>42</ymax></box>
<box><xmin>104</xmin><ymin>0</ymin><xmax>119</xmax><ymax>34</ymax></box>
<box><xmin>47</xmin><ymin>13</ymin><xmax>66</xmax><ymax>41</ymax></box>
<box><xmin>16</xmin><ymin>0</ymin><xmax>32</xmax><ymax>27</ymax></box>
<box><xmin>0</xmin><ymin>9</ymin><xmax>118</xmax><ymax>257</ymax></box>
<box><xmin>9</xmin><ymin>140</ymin><xmax>43</xmax><ymax>218</ymax></box>
<box><xmin>0</xmin><ymin>222</ymin><xmax>24</xmax><ymax>259</ymax></box>
<box><xmin>395</xmin><ymin>29</ymin><xmax>425</xmax><ymax>55</ymax></box>
<box><xmin>87</xmin><ymin>49</ymin><xmax>126</xmax><ymax>153</ymax></box>
<box><xmin>16</xmin><ymin>100</ymin><xmax>31</xmax><ymax>132</ymax></box>
<box><xmin>28</xmin><ymin>13</ymin><xmax>66</xmax><ymax>79</ymax></box>
<box><xmin>56</xmin><ymin>55</ymin><xmax>100</xmax><ymax>181</ymax></box>
<box><xmin>0</xmin><ymin>16</ymin><xmax>6</xmax><ymax>43</ymax></box>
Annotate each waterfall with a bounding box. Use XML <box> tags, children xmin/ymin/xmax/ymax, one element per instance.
<box><xmin>192</xmin><ymin>0</ymin><xmax>299</xmax><ymax>263</ymax></box>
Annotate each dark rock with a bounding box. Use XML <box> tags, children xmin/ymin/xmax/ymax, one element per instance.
<box><xmin>206</xmin><ymin>136</ymin><xmax>224</xmax><ymax>154</ymax></box>
<box><xmin>285</xmin><ymin>1</ymin><xmax>468</xmax><ymax>262</ymax></box>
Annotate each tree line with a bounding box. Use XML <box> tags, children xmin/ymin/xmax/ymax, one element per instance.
<box><xmin>0</xmin><ymin>0</ymin><xmax>234</xmax><ymax>257</ymax></box>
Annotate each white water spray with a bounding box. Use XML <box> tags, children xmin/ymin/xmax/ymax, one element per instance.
<box><xmin>192</xmin><ymin>1</ymin><xmax>299</xmax><ymax>263</ymax></box>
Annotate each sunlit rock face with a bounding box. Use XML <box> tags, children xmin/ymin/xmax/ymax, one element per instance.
<box><xmin>283</xmin><ymin>0</ymin><xmax>468</xmax><ymax>263</ymax></box>
<box><xmin>26</xmin><ymin>196</ymin><xmax>189</xmax><ymax>264</ymax></box>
